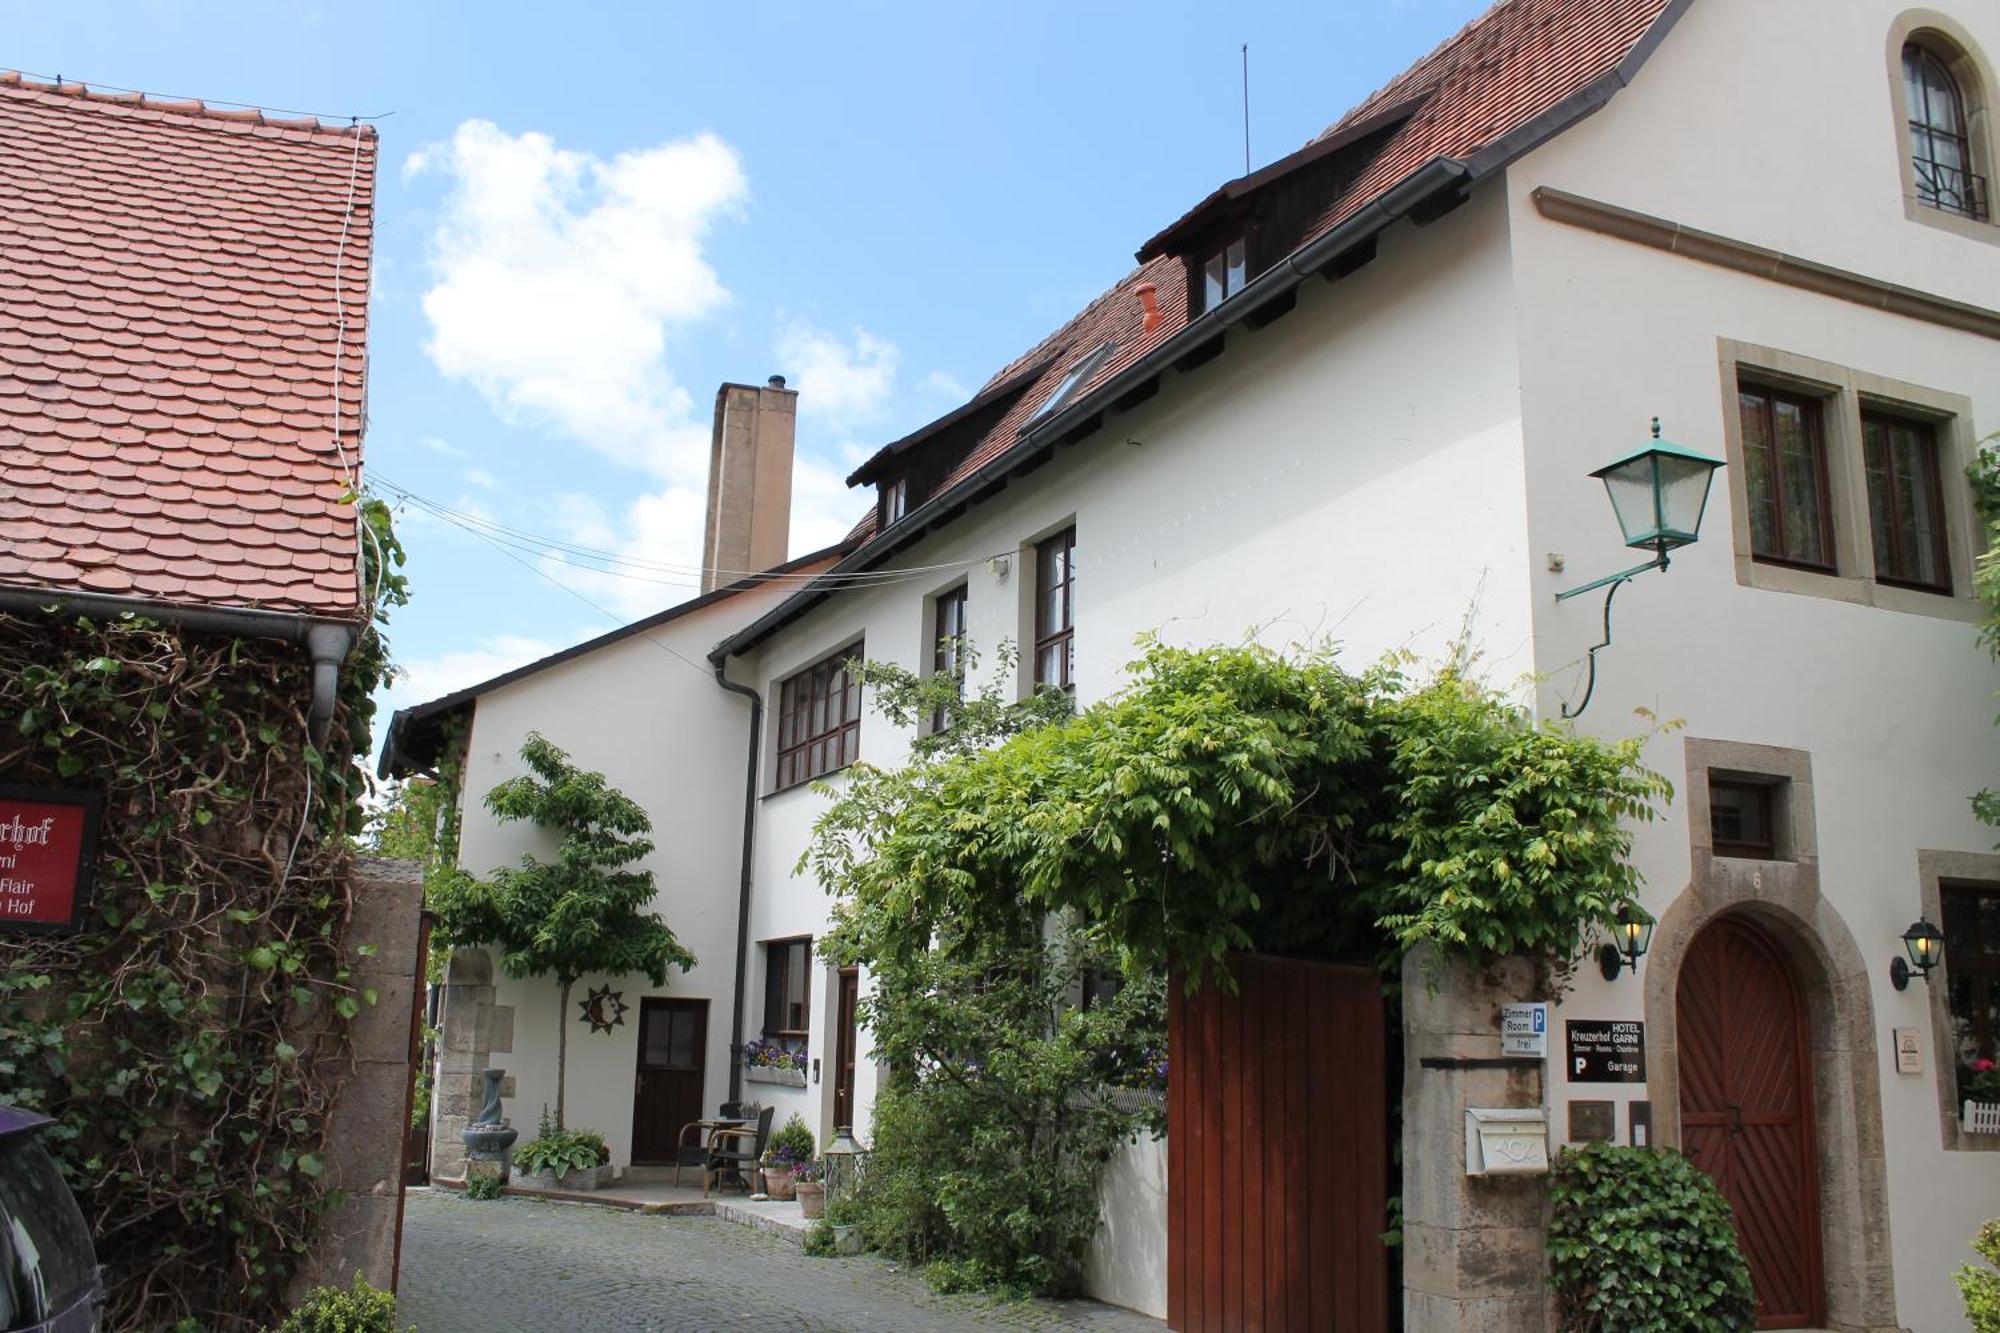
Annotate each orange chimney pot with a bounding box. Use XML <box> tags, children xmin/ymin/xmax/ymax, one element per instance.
<box><xmin>1136</xmin><ymin>282</ymin><xmax>1161</xmax><ymax>333</ymax></box>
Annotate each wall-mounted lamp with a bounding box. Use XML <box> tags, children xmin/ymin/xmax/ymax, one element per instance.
<box><xmin>1557</xmin><ymin>419</ymin><xmax>1725</xmax><ymax>719</ymax></box>
<box><xmin>1598</xmin><ymin>903</ymin><xmax>1656</xmax><ymax>981</ymax></box>
<box><xmin>1889</xmin><ymin>918</ymin><xmax>1944</xmax><ymax>990</ymax></box>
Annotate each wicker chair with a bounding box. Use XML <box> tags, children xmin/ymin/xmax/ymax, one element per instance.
<box><xmin>673</xmin><ymin>1100</ymin><xmax>754</xmax><ymax>1188</ymax></box>
<box><xmin>702</xmin><ymin>1103</ymin><xmax>774</xmax><ymax>1197</ymax></box>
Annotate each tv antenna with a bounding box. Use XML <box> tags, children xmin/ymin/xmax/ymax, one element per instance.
<box><xmin>1241</xmin><ymin>44</ymin><xmax>1252</xmax><ymax>174</ymax></box>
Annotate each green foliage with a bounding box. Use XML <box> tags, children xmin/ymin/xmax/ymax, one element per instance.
<box><xmin>1960</xmin><ymin>1220</ymin><xmax>2000</xmax><ymax>1333</ymax></box>
<box><xmin>513</xmin><ymin>1127</ymin><xmax>610</xmax><ymax>1176</ymax></box>
<box><xmin>802</xmin><ymin>1222</ymin><xmax>836</xmax><ymax>1257</ymax></box>
<box><xmin>765</xmin><ymin>1114</ymin><xmax>815</xmax><ymax>1166</ymax></box>
<box><xmin>429</xmin><ymin>733</ymin><xmax>694</xmax><ymax>1126</ymax></box>
<box><xmin>1547</xmin><ymin>1144</ymin><xmax>1754</xmax><ymax>1332</ymax></box>
<box><xmin>462</xmin><ymin>1174</ymin><xmax>504</xmax><ymax>1202</ymax></box>
<box><xmin>266</xmin><ymin>1273</ymin><xmax>409</xmax><ymax>1333</ymax></box>
<box><xmin>0</xmin><ymin>495</ymin><xmax>405</xmax><ymax>1332</ymax></box>
<box><xmin>1965</xmin><ymin>445</ymin><xmax>2000</xmax><ymax>830</ymax></box>
<box><xmin>807</xmin><ymin>638</ymin><xmax>1668</xmax><ymax>1300</ymax></box>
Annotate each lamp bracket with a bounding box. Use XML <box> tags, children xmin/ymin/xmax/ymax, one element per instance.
<box><xmin>1598</xmin><ymin>944</ymin><xmax>1629</xmax><ymax>982</ymax></box>
<box><xmin>1890</xmin><ymin>956</ymin><xmax>1912</xmax><ymax>991</ymax></box>
<box><xmin>1557</xmin><ymin>550</ymin><xmax>1669</xmax><ymax>721</ymax></box>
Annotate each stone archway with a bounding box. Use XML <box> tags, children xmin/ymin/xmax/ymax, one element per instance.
<box><xmin>1643</xmin><ymin>742</ymin><xmax>1899</xmax><ymax>1332</ymax></box>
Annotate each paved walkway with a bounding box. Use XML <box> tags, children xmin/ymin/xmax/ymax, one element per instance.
<box><xmin>398</xmin><ymin>1188</ymin><xmax>1163</xmax><ymax>1332</ymax></box>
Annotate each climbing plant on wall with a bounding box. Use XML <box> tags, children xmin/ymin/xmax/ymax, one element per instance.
<box><xmin>0</xmin><ymin>496</ymin><xmax>408</xmax><ymax>1331</ymax></box>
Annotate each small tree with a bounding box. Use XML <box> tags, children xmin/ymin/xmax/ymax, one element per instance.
<box><xmin>430</xmin><ymin>732</ymin><xmax>694</xmax><ymax>1127</ymax></box>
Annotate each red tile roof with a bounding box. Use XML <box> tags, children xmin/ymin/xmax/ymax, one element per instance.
<box><xmin>0</xmin><ymin>73</ymin><xmax>378</xmax><ymax>620</ymax></box>
<box><xmin>850</xmin><ymin>0</ymin><xmax>1677</xmax><ymax>549</ymax></box>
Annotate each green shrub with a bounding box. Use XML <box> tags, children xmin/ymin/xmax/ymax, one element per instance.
<box><xmin>268</xmin><ymin>1273</ymin><xmax>410</xmax><ymax>1333</ymax></box>
<box><xmin>802</xmin><ymin>1222</ymin><xmax>836</xmax><ymax>1257</ymax></box>
<box><xmin>765</xmin><ymin>1113</ymin><xmax>814</xmax><ymax>1167</ymax></box>
<box><xmin>463</xmin><ymin>1174</ymin><xmax>504</xmax><ymax>1201</ymax></box>
<box><xmin>1547</xmin><ymin>1144</ymin><xmax>1753</xmax><ymax>1332</ymax></box>
<box><xmin>513</xmin><ymin>1126</ymin><xmax>609</xmax><ymax>1176</ymax></box>
<box><xmin>1960</xmin><ymin>1219</ymin><xmax>2000</xmax><ymax>1332</ymax></box>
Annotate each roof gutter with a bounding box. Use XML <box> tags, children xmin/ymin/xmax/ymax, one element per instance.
<box><xmin>0</xmin><ymin>587</ymin><xmax>357</xmax><ymax>746</ymax></box>
<box><xmin>709</xmin><ymin>155</ymin><xmax>1472</xmax><ymax>666</ymax></box>
<box><xmin>712</xmin><ymin>659</ymin><xmax>763</xmax><ymax>1105</ymax></box>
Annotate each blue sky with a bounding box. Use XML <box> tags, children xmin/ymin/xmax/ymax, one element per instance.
<box><xmin>3</xmin><ymin>0</ymin><xmax>1485</xmax><ymax>734</ymax></box>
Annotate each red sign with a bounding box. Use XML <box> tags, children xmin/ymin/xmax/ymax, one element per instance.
<box><xmin>0</xmin><ymin>786</ymin><xmax>102</xmax><ymax>935</ymax></box>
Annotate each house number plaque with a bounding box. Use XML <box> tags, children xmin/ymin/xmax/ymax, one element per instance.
<box><xmin>0</xmin><ymin>785</ymin><xmax>104</xmax><ymax>936</ymax></box>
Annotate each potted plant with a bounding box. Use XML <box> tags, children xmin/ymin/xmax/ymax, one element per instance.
<box><xmin>759</xmin><ymin>1114</ymin><xmax>814</xmax><ymax>1199</ymax></box>
<box><xmin>513</xmin><ymin>1111</ymin><xmax>614</xmax><ymax>1191</ymax></box>
<box><xmin>1964</xmin><ymin>1057</ymin><xmax>2000</xmax><ymax>1134</ymax></box>
<box><xmin>742</xmin><ymin>1038</ymin><xmax>810</xmax><ymax>1088</ymax></box>
<box><xmin>824</xmin><ymin>1190</ymin><xmax>864</xmax><ymax>1255</ymax></box>
<box><xmin>795</xmin><ymin>1158</ymin><xmax>826</xmax><ymax>1219</ymax></box>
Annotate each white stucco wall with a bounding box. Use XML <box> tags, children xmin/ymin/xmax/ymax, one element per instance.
<box><xmin>451</xmin><ymin>579</ymin><xmax>804</xmax><ymax>1169</ymax></box>
<box><xmin>1504</xmin><ymin>3</ymin><xmax>2000</xmax><ymax>1328</ymax></box>
<box><xmin>737</xmin><ymin>183</ymin><xmax>1532</xmax><ymax>1312</ymax></box>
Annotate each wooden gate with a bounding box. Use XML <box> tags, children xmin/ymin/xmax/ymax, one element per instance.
<box><xmin>1677</xmin><ymin>916</ymin><xmax>1823</xmax><ymax>1328</ymax></box>
<box><xmin>1168</xmin><ymin>954</ymin><xmax>1388</xmax><ymax>1332</ymax></box>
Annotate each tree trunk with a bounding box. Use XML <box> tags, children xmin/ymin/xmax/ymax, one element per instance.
<box><xmin>556</xmin><ymin>977</ymin><xmax>571</xmax><ymax>1130</ymax></box>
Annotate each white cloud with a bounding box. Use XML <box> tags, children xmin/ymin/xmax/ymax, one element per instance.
<box><xmin>418</xmin><ymin>435</ymin><xmax>463</xmax><ymax>458</ymax></box>
<box><xmin>920</xmin><ymin>369</ymin><xmax>969</xmax><ymax>402</ymax></box>
<box><xmin>413</xmin><ymin>119</ymin><xmax>748</xmax><ymax>480</ymax></box>
<box><xmin>774</xmin><ymin>317</ymin><xmax>899</xmax><ymax>428</ymax></box>
<box><xmin>385</xmin><ymin>633</ymin><xmax>562</xmax><ymax>708</ymax></box>
<box><xmin>463</xmin><ymin>467</ymin><xmax>497</xmax><ymax>489</ymax></box>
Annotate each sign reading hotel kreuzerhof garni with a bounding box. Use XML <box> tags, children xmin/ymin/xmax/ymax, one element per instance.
<box><xmin>0</xmin><ymin>785</ymin><xmax>103</xmax><ymax>935</ymax></box>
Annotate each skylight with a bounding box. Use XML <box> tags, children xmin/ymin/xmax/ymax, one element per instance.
<box><xmin>1024</xmin><ymin>341</ymin><xmax>1117</xmax><ymax>431</ymax></box>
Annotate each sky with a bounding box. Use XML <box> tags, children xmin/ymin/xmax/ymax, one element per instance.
<box><xmin>2</xmin><ymin>0</ymin><xmax>1487</xmax><ymax>747</ymax></box>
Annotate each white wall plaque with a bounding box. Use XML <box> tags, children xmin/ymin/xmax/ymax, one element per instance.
<box><xmin>1893</xmin><ymin>1027</ymin><xmax>1922</xmax><ymax>1075</ymax></box>
<box><xmin>1501</xmin><ymin>1001</ymin><xmax>1548</xmax><ymax>1057</ymax></box>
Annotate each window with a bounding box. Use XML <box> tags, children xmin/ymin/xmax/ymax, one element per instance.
<box><xmin>1202</xmin><ymin>236</ymin><xmax>1248</xmax><ymax>311</ymax></box>
<box><xmin>763</xmin><ymin>937</ymin><xmax>811</xmax><ymax>1044</ymax></box>
<box><xmin>1026</xmin><ymin>342</ymin><xmax>1117</xmax><ymax>428</ymax></box>
<box><xmin>1709</xmin><ymin>779</ymin><xmax>1778</xmax><ymax>859</ymax></box>
<box><xmin>1034</xmin><ymin>527</ymin><xmax>1076</xmax><ymax>692</ymax></box>
<box><xmin>775</xmin><ymin>644</ymin><xmax>862</xmax><ymax>789</ymax></box>
<box><xmin>882</xmin><ymin>476</ymin><xmax>908</xmax><ymax>527</ymax></box>
<box><xmin>1079</xmin><ymin>968</ymin><xmax>1123</xmax><ymax>1012</ymax></box>
<box><xmin>1943</xmin><ymin>882</ymin><xmax>2000</xmax><ymax>1107</ymax></box>
<box><xmin>1905</xmin><ymin>43</ymin><xmax>1989</xmax><ymax>221</ymax></box>
<box><xmin>1863</xmin><ymin>410</ymin><xmax>1951</xmax><ymax>592</ymax></box>
<box><xmin>930</xmin><ymin>583</ymin><xmax>969</xmax><ymax>733</ymax></box>
<box><xmin>1738</xmin><ymin>384</ymin><xmax>1835</xmax><ymax>571</ymax></box>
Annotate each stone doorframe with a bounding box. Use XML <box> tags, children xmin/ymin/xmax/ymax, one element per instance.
<box><xmin>1640</xmin><ymin>737</ymin><xmax>1899</xmax><ymax>1332</ymax></box>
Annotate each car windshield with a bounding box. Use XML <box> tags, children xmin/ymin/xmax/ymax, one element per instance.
<box><xmin>0</xmin><ymin>1133</ymin><xmax>95</xmax><ymax>1330</ymax></box>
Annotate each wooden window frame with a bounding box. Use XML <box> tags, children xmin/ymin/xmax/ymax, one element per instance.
<box><xmin>762</xmin><ymin>936</ymin><xmax>812</xmax><ymax>1044</ymax></box>
<box><xmin>881</xmin><ymin>476</ymin><xmax>908</xmax><ymax>528</ymax></box>
<box><xmin>1861</xmin><ymin>408</ymin><xmax>1953</xmax><ymax>594</ymax></box>
<box><xmin>774</xmin><ymin>642</ymin><xmax>863</xmax><ymax>791</ymax></box>
<box><xmin>1942</xmin><ymin>882</ymin><xmax>2000</xmax><ymax>1103</ymax></box>
<box><xmin>930</xmin><ymin>582</ymin><xmax>969</xmax><ymax>735</ymax></box>
<box><xmin>1738</xmin><ymin>382</ymin><xmax>1837</xmax><ymax>574</ymax></box>
<box><xmin>1708</xmin><ymin>778</ymin><xmax>1779</xmax><ymax>860</ymax></box>
<box><xmin>1034</xmin><ymin>527</ymin><xmax>1076</xmax><ymax>693</ymax></box>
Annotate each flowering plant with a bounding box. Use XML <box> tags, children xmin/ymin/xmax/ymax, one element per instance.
<box><xmin>742</xmin><ymin>1038</ymin><xmax>808</xmax><ymax>1071</ymax></box>
<box><xmin>794</xmin><ymin>1158</ymin><xmax>825</xmax><ymax>1183</ymax></box>
<box><xmin>1967</xmin><ymin>1056</ymin><xmax>2000</xmax><ymax>1105</ymax></box>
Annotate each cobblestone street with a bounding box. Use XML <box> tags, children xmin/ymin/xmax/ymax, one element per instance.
<box><xmin>398</xmin><ymin>1189</ymin><xmax>1163</xmax><ymax>1333</ymax></box>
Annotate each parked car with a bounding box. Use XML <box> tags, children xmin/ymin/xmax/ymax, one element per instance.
<box><xmin>0</xmin><ymin>1106</ymin><xmax>101</xmax><ymax>1332</ymax></box>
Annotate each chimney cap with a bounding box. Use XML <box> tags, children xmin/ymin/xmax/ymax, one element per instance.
<box><xmin>767</xmin><ymin>374</ymin><xmax>787</xmax><ymax>389</ymax></box>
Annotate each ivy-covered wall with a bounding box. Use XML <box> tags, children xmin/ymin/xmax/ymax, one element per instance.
<box><xmin>0</xmin><ymin>607</ymin><xmax>387</xmax><ymax>1331</ymax></box>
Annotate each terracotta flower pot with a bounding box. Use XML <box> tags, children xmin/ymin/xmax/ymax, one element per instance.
<box><xmin>763</xmin><ymin>1164</ymin><xmax>797</xmax><ymax>1200</ymax></box>
<box><xmin>796</xmin><ymin>1180</ymin><xmax>825</xmax><ymax>1218</ymax></box>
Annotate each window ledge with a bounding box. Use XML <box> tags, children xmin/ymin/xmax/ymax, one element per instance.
<box><xmin>1734</xmin><ymin>553</ymin><xmax>1982</xmax><ymax>621</ymax></box>
<box><xmin>1904</xmin><ymin>192</ymin><xmax>2000</xmax><ymax>247</ymax></box>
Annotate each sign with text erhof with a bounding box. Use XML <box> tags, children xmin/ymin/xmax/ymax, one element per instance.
<box><xmin>0</xmin><ymin>786</ymin><xmax>103</xmax><ymax>935</ymax></box>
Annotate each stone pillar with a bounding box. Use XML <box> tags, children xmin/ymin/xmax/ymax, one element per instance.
<box><xmin>1401</xmin><ymin>947</ymin><xmax>1552</xmax><ymax>1332</ymax></box>
<box><xmin>297</xmin><ymin>857</ymin><xmax>425</xmax><ymax>1295</ymax></box>
<box><xmin>430</xmin><ymin>949</ymin><xmax>513</xmax><ymax>1180</ymax></box>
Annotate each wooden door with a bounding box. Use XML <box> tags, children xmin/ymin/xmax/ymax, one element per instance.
<box><xmin>1168</xmin><ymin>954</ymin><xmax>1388</xmax><ymax>1332</ymax></box>
<box><xmin>631</xmin><ymin>998</ymin><xmax>707</xmax><ymax>1164</ymax></box>
<box><xmin>1677</xmin><ymin>916</ymin><xmax>1823</xmax><ymax>1328</ymax></box>
<box><xmin>832</xmin><ymin>967</ymin><xmax>860</xmax><ymax>1129</ymax></box>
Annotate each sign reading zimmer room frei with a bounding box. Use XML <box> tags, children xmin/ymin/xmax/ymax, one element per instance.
<box><xmin>1565</xmin><ymin>1019</ymin><xmax>1646</xmax><ymax>1083</ymax></box>
<box><xmin>0</xmin><ymin>786</ymin><xmax>103</xmax><ymax>935</ymax></box>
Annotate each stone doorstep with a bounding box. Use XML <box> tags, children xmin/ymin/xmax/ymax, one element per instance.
<box><xmin>425</xmin><ymin>1179</ymin><xmax>812</xmax><ymax>1246</ymax></box>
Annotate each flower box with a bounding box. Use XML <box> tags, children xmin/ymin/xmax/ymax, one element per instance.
<box><xmin>517</xmin><ymin>1163</ymin><xmax>615</xmax><ymax>1192</ymax></box>
<box><xmin>745</xmin><ymin>1064</ymin><xmax>807</xmax><ymax>1088</ymax></box>
<box><xmin>1965</xmin><ymin>1100</ymin><xmax>2000</xmax><ymax>1135</ymax></box>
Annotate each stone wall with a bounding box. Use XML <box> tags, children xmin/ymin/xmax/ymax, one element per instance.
<box><xmin>295</xmin><ymin>857</ymin><xmax>427</xmax><ymax>1294</ymax></box>
<box><xmin>430</xmin><ymin>948</ymin><xmax>514</xmax><ymax>1180</ymax></box>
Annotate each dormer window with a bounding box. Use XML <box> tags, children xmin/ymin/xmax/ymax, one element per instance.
<box><xmin>1024</xmin><ymin>342</ymin><xmax>1117</xmax><ymax>430</ymax></box>
<box><xmin>881</xmin><ymin>475</ymin><xmax>908</xmax><ymax>527</ymax></box>
<box><xmin>1904</xmin><ymin>41</ymin><xmax>1989</xmax><ymax>221</ymax></box>
<box><xmin>1202</xmin><ymin>237</ymin><xmax>1248</xmax><ymax>310</ymax></box>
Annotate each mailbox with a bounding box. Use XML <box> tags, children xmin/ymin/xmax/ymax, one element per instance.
<box><xmin>1464</xmin><ymin>1108</ymin><xmax>1550</xmax><ymax>1176</ymax></box>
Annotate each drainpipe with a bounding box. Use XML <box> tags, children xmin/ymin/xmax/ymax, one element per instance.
<box><xmin>0</xmin><ymin>588</ymin><xmax>357</xmax><ymax>746</ymax></box>
<box><xmin>713</xmin><ymin>658</ymin><xmax>763</xmax><ymax>1104</ymax></box>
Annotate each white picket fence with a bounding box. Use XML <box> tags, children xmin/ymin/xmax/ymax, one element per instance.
<box><xmin>1965</xmin><ymin>1100</ymin><xmax>2000</xmax><ymax>1135</ymax></box>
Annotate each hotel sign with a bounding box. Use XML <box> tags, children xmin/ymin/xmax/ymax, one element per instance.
<box><xmin>0</xmin><ymin>786</ymin><xmax>103</xmax><ymax>935</ymax></box>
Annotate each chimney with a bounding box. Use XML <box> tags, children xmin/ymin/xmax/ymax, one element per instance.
<box><xmin>701</xmin><ymin>375</ymin><xmax>796</xmax><ymax>592</ymax></box>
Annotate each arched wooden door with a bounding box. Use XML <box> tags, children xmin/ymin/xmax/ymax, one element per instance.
<box><xmin>1676</xmin><ymin>916</ymin><xmax>1824</xmax><ymax>1329</ymax></box>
